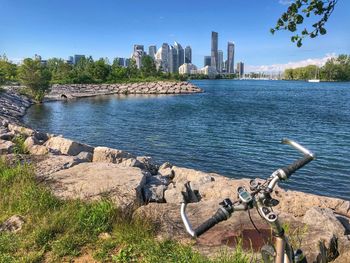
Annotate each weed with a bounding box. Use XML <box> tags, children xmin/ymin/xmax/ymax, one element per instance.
<box><xmin>12</xmin><ymin>134</ymin><xmax>29</xmax><ymax>154</ymax></box>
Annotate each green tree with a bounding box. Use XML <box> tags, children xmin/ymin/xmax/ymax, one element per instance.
<box><xmin>272</xmin><ymin>0</ymin><xmax>338</xmax><ymax>47</ymax></box>
<box><xmin>18</xmin><ymin>58</ymin><xmax>51</xmax><ymax>102</ymax></box>
<box><xmin>71</xmin><ymin>56</ymin><xmax>95</xmax><ymax>83</ymax></box>
<box><xmin>0</xmin><ymin>55</ymin><xmax>18</xmax><ymax>82</ymax></box>
<box><xmin>0</xmin><ymin>67</ymin><xmax>6</xmax><ymax>86</ymax></box>
<box><xmin>140</xmin><ymin>55</ymin><xmax>157</xmax><ymax>78</ymax></box>
<box><xmin>46</xmin><ymin>58</ymin><xmax>73</xmax><ymax>84</ymax></box>
<box><xmin>126</xmin><ymin>59</ymin><xmax>139</xmax><ymax>79</ymax></box>
<box><xmin>108</xmin><ymin>59</ymin><xmax>128</xmax><ymax>82</ymax></box>
<box><xmin>92</xmin><ymin>58</ymin><xmax>111</xmax><ymax>83</ymax></box>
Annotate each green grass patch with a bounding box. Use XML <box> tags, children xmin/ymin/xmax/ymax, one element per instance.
<box><xmin>0</xmin><ymin>159</ymin><xmax>254</xmax><ymax>262</ymax></box>
<box><xmin>11</xmin><ymin>134</ymin><xmax>29</xmax><ymax>155</ymax></box>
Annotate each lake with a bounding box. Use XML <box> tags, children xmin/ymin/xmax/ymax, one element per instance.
<box><xmin>24</xmin><ymin>80</ymin><xmax>350</xmax><ymax>200</ymax></box>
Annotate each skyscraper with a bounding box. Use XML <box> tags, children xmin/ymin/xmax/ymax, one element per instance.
<box><xmin>169</xmin><ymin>45</ymin><xmax>178</xmax><ymax>73</ymax></box>
<box><xmin>132</xmin><ymin>45</ymin><xmax>145</xmax><ymax>69</ymax></box>
<box><xmin>185</xmin><ymin>46</ymin><xmax>192</xmax><ymax>63</ymax></box>
<box><xmin>218</xmin><ymin>50</ymin><xmax>223</xmax><ymax>73</ymax></box>
<box><xmin>227</xmin><ymin>42</ymin><xmax>235</xmax><ymax>74</ymax></box>
<box><xmin>148</xmin><ymin>45</ymin><xmax>157</xmax><ymax>59</ymax></box>
<box><xmin>211</xmin><ymin>31</ymin><xmax>218</xmax><ymax>71</ymax></box>
<box><xmin>237</xmin><ymin>62</ymin><xmax>244</xmax><ymax>78</ymax></box>
<box><xmin>73</xmin><ymin>55</ymin><xmax>85</xmax><ymax>65</ymax></box>
<box><xmin>133</xmin><ymin>45</ymin><xmax>144</xmax><ymax>52</ymax></box>
<box><xmin>155</xmin><ymin>43</ymin><xmax>170</xmax><ymax>72</ymax></box>
<box><xmin>204</xmin><ymin>56</ymin><xmax>211</xmax><ymax>67</ymax></box>
<box><xmin>174</xmin><ymin>42</ymin><xmax>184</xmax><ymax>69</ymax></box>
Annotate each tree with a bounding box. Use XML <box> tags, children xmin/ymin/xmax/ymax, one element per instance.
<box><xmin>140</xmin><ymin>55</ymin><xmax>157</xmax><ymax>78</ymax></box>
<box><xmin>0</xmin><ymin>55</ymin><xmax>18</xmax><ymax>82</ymax></box>
<box><xmin>92</xmin><ymin>58</ymin><xmax>111</xmax><ymax>83</ymax></box>
<box><xmin>271</xmin><ymin>0</ymin><xmax>338</xmax><ymax>47</ymax></box>
<box><xmin>18</xmin><ymin>58</ymin><xmax>51</xmax><ymax>102</ymax></box>
<box><xmin>126</xmin><ymin>59</ymin><xmax>139</xmax><ymax>79</ymax></box>
<box><xmin>46</xmin><ymin>58</ymin><xmax>73</xmax><ymax>84</ymax></box>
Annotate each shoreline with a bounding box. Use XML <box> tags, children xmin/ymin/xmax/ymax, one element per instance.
<box><xmin>1</xmin><ymin>82</ymin><xmax>350</xmax><ymax>261</ymax></box>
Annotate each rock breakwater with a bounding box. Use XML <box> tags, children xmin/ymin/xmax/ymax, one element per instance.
<box><xmin>46</xmin><ymin>81</ymin><xmax>203</xmax><ymax>100</ymax></box>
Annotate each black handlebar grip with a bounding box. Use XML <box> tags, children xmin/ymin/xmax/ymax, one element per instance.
<box><xmin>281</xmin><ymin>155</ymin><xmax>314</xmax><ymax>178</ymax></box>
<box><xmin>194</xmin><ymin>208</ymin><xmax>229</xmax><ymax>237</ymax></box>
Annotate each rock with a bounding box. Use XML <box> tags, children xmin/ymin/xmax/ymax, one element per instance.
<box><xmin>45</xmin><ymin>136</ymin><xmax>93</xmax><ymax>156</ymax></box>
<box><xmin>98</xmin><ymin>232</ymin><xmax>112</xmax><ymax>240</ymax></box>
<box><xmin>76</xmin><ymin>151</ymin><xmax>93</xmax><ymax>162</ymax></box>
<box><xmin>143</xmin><ymin>174</ymin><xmax>170</xmax><ymax>203</ymax></box>
<box><xmin>143</xmin><ymin>184</ymin><xmax>168</xmax><ymax>203</ymax></box>
<box><xmin>136</xmin><ymin>156</ymin><xmax>159</xmax><ymax>175</ymax></box>
<box><xmin>0</xmin><ymin>131</ymin><xmax>15</xmax><ymax>141</ymax></box>
<box><xmin>34</xmin><ymin>131</ymin><xmax>49</xmax><ymax>142</ymax></box>
<box><xmin>0</xmin><ymin>139</ymin><xmax>14</xmax><ymax>154</ymax></box>
<box><xmin>0</xmin><ymin>215</ymin><xmax>25</xmax><ymax>233</ymax></box>
<box><xmin>24</xmin><ymin>136</ymin><xmax>39</xmax><ymax>149</ymax></box>
<box><xmin>35</xmin><ymin>155</ymin><xmax>84</xmax><ymax>178</ymax></box>
<box><xmin>158</xmin><ymin>162</ymin><xmax>174</xmax><ymax>179</ymax></box>
<box><xmin>303</xmin><ymin>207</ymin><xmax>346</xmax><ymax>237</ymax></box>
<box><xmin>300</xmin><ymin>207</ymin><xmax>349</xmax><ymax>262</ymax></box>
<box><xmin>8</xmin><ymin>123</ymin><xmax>34</xmax><ymax>137</ymax></box>
<box><xmin>45</xmin><ymin>162</ymin><xmax>147</xmax><ymax>208</ymax></box>
<box><xmin>93</xmin><ymin>146</ymin><xmax>135</xmax><ymax>163</ymax></box>
<box><xmin>28</xmin><ymin>145</ymin><xmax>49</xmax><ymax>155</ymax></box>
<box><xmin>164</xmin><ymin>183</ymin><xmax>185</xmax><ymax>204</ymax></box>
<box><xmin>120</xmin><ymin>158</ymin><xmax>143</xmax><ymax>168</ymax></box>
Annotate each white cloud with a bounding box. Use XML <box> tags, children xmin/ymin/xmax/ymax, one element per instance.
<box><xmin>246</xmin><ymin>53</ymin><xmax>336</xmax><ymax>73</ymax></box>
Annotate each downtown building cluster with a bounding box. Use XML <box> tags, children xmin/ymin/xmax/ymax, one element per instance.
<box><xmin>131</xmin><ymin>43</ymin><xmax>192</xmax><ymax>74</ymax></box>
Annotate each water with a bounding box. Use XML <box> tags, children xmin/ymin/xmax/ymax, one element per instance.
<box><xmin>24</xmin><ymin>80</ymin><xmax>350</xmax><ymax>200</ymax></box>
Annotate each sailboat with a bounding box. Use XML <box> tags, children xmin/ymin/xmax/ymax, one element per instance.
<box><xmin>308</xmin><ymin>67</ymin><xmax>320</xmax><ymax>82</ymax></box>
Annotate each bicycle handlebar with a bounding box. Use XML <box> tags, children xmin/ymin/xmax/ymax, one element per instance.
<box><xmin>181</xmin><ymin>139</ymin><xmax>315</xmax><ymax>238</ymax></box>
<box><xmin>279</xmin><ymin>139</ymin><xmax>315</xmax><ymax>179</ymax></box>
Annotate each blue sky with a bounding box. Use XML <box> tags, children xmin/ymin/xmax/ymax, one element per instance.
<box><xmin>1</xmin><ymin>0</ymin><xmax>349</xmax><ymax>71</ymax></box>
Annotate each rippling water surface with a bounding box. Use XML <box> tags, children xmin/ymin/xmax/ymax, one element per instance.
<box><xmin>24</xmin><ymin>80</ymin><xmax>350</xmax><ymax>200</ymax></box>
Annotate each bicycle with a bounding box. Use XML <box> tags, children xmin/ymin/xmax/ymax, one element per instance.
<box><xmin>180</xmin><ymin>139</ymin><xmax>315</xmax><ymax>263</ymax></box>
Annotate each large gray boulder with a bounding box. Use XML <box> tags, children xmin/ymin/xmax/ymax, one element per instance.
<box><xmin>45</xmin><ymin>162</ymin><xmax>147</xmax><ymax>208</ymax></box>
<box><xmin>35</xmin><ymin>154</ymin><xmax>86</xmax><ymax>178</ymax></box>
<box><xmin>8</xmin><ymin>123</ymin><xmax>34</xmax><ymax>137</ymax></box>
<box><xmin>0</xmin><ymin>215</ymin><xmax>25</xmax><ymax>233</ymax></box>
<box><xmin>93</xmin><ymin>146</ymin><xmax>135</xmax><ymax>163</ymax></box>
<box><xmin>45</xmin><ymin>136</ymin><xmax>93</xmax><ymax>156</ymax></box>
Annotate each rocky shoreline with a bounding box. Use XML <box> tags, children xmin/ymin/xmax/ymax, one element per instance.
<box><xmin>0</xmin><ymin>85</ymin><xmax>350</xmax><ymax>262</ymax></box>
<box><xmin>46</xmin><ymin>81</ymin><xmax>203</xmax><ymax>100</ymax></box>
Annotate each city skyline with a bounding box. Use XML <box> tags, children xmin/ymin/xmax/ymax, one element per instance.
<box><xmin>1</xmin><ymin>0</ymin><xmax>349</xmax><ymax>72</ymax></box>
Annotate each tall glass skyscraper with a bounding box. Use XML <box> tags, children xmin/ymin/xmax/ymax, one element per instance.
<box><xmin>204</xmin><ymin>56</ymin><xmax>211</xmax><ymax>67</ymax></box>
<box><xmin>174</xmin><ymin>42</ymin><xmax>184</xmax><ymax>68</ymax></box>
<box><xmin>211</xmin><ymin>31</ymin><xmax>218</xmax><ymax>71</ymax></box>
<box><xmin>218</xmin><ymin>50</ymin><xmax>223</xmax><ymax>73</ymax></box>
<box><xmin>185</xmin><ymin>46</ymin><xmax>192</xmax><ymax>63</ymax></box>
<box><xmin>227</xmin><ymin>41</ymin><xmax>235</xmax><ymax>74</ymax></box>
<box><xmin>148</xmin><ymin>45</ymin><xmax>157</xmax><ymax>59</ymax></box>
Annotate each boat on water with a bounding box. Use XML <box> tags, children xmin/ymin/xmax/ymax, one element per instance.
<box><xmin>308</xmin><ymin>79</ymin><xmax>320</xmax><ymax>83</ymax></box>
<box><xmin>308</xmin><ymin>67</ymin><xmax>320</xmax><ymax>82</ymax></box>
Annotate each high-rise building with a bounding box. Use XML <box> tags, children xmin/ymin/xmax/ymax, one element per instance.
<box><xmin>73</xmin><ymin>55</ymin><xmax>85</xmax><ymax>65</ymax></box>
<box><xmin>169</xmin><ymin>45</ymin><xmax>178</xmax><ymax>73</ymax></box>
<box><xmin>67</xmin><ymin>56</ymin><xmax>74</xmax><ymax>65</ymax></box>
<box><xmin>125</xmin><ymin>58</ymin><xmax>131</xmax><ymax>67</ymax></box>
<box><xmin>218</xmin><ymin>50</ymin><xmax>223</xmax><ymax>73</ymax></box>
<box><xmin>185</xmin><ymin>46</ymin><xmax>192</xmax><ymax>63</ymax></box>
<box><xmin>117</xmin><ymin>57</ymin><xmax>125</xmax><ymax>67</ymax></box>
<box><xmin>155</xmin><ymin>43</ymin><xmax>170</xmax><ymax>72</ymax></box>
<box><xmin>237</xmin><ymin>62</ymin><xmax>244</xmax><ymax>78</ymax></box>
<box><xmin>204</xmin><ymin>56</ymin><xmax>211</xmax><ymax>67</ymax></box>
<box><xmin>227</xmin><ymin>42</ymin><xmax>235</xmax><ymax>74</ymax></box>
<box><xmin>148</xmin><ymin>45</ymin><xmax>157</xmax><ymax>59</ymax></box>
<box><xmin>174</xmin><ymin>42</ymin><xmax>184</xmax><ymax>69</ymax></box>
<box><xmin>133</xmin><ymin>45</ymin><xmax>144</xmax><ymax>52</ymax></box>
<box><xmin>132</xmin><ymin>45</ymin><xmax>145</xmax><ymax>69</ymax></box>
<box><xmin>211</xmin><ymin>31</ymin><xmax>218</xmax><ymax>71</ymax></box>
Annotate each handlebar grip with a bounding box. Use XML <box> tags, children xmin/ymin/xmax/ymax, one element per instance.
<box><xmin>281</xmin><ymin>155</ymin><xmax>314</xmax><ymax>178</ymax></box>
<box><xmin>194</xmin><ymin>207</ymin><xmax>229</xmax><ymax>237</ymax></box>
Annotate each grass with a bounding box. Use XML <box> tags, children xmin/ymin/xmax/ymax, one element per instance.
<box><xmin>0</xmin><ymin>159</ymin><xmax>255</xmax><ymax>262</ymax></box>
<box><xmin>12</xmin><ymin>134</ymin><xmax>29</xmax><ymax>155</ymax></box>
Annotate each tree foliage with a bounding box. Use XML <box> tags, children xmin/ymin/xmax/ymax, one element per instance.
<box><xmin>271</xmin><ymin>0</ymin><xmax>338</xmax><ymax>47</ymax></box>
<box><xmin>284</xmin><ymin>54</ymin><xmax>350</xmax><ymax>81</ymax></box>
<box><xmin>18</xmin><ymin>58</ymin><xmax>51</xmax><ymax>101</ymax></box>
